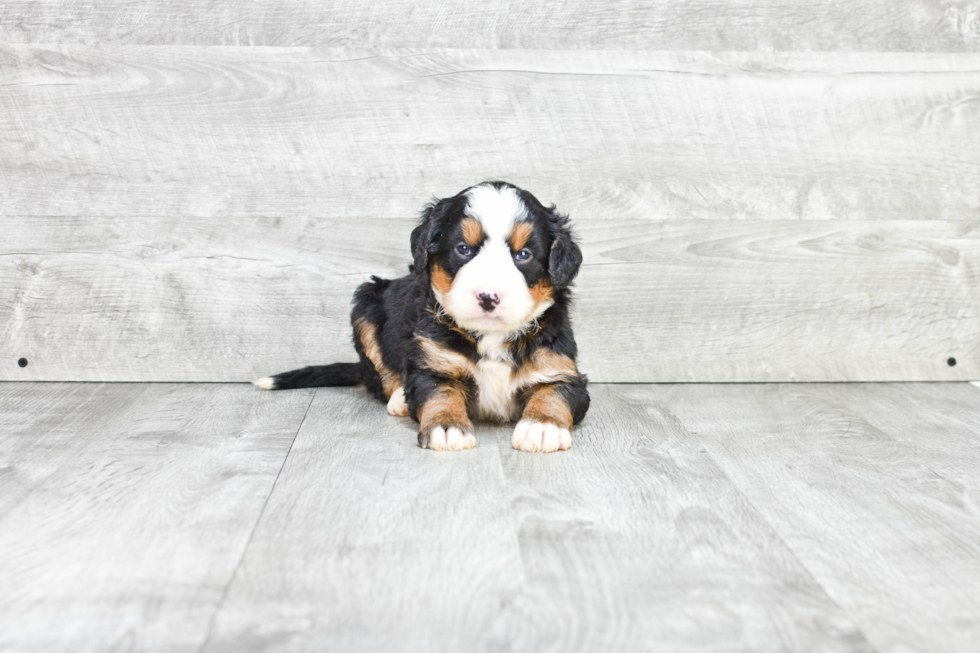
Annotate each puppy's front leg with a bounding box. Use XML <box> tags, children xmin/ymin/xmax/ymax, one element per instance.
<box><xmin>513</xmin><ymin>383</ymin><xmax>577</xmax><ymax>453</ymax></box>
<box><xmin>417</xmin><ymin>383</ymin><xmax>476</xmax><ymax>452</ymax></box>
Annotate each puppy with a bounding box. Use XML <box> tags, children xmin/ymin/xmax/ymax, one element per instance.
<box><xmin>255</xmin><ymin>181</ymin><xmax>589</xmax><ymax>453</ymax></box>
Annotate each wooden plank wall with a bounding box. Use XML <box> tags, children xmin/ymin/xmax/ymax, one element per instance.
<box><xmin>1</xmin><ymin>3</ymin><xmax>978</xmax><ymax>382</ymax></box>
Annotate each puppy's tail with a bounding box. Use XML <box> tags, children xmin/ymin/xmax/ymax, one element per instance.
<box><xmin>253</xmin><ymin>363</ymin><xmax>362</xmax><ymax>390</ymax></box>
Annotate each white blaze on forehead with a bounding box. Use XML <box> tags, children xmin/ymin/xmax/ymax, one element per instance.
<box><xmin>465</xmin><ymin>185</ymin><xmax>527</xmax><ymax>242</ymax></box>
<box><xmin>439</xmin><ymin>184</ymin><xmax>535</xmax><ymax>335</ymax></box>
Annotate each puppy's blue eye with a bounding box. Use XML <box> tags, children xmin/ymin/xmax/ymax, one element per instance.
<box><xmin>456</xmin><ymin>243</ymin><xmax>472</xmax><ymax>256</ymax></box>
<box><xmin>514</xmin><ymin>249</ymin><xmax>531</xmax><ymax>261</ymax></box>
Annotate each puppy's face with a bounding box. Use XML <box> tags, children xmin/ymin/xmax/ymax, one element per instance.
<box><xmin>412</xmin><ymin>182</ymin><xmax>582</xmax><ymax>335</ymax></box>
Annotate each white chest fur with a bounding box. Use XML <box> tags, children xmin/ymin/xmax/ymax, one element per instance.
<box><xmin>474</xmin><ymin>359</ymin><xmax>520</xmax><ymax>422</ymax></box>
<box><xmin>473</xmin><ymin>334</ymin><xmax>520</xmax><ymax>422</ymax></box>
<box><xmin>458</xmin><ymin>333</ymin><xmax>572</xmax><ymax>423</ymax></box>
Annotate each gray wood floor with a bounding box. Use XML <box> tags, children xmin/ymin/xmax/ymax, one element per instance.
<box><xmin>1</xmin><ymin>382</ymin><xmax>979</xmax><ymax>652</ymax></box>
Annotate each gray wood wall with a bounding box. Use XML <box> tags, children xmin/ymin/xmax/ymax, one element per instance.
<box><xmin>1</xmin><ymin>3</ymin><xmax>978</xmax><ymax>383</ymax></box>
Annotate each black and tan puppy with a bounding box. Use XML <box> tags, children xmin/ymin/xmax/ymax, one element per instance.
<box><xmin>255</xmin><ymin>181</ymin><xmax>589</xmax><ymax>452</ymax></box>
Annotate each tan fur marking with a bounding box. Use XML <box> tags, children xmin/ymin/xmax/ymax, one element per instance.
<box><xmin>449</xmin><ymin>324</ymin><xmax>477</xmax><ymax>343</ymax></box>
<box><xmin>354</xmin><ymin>318</ymin><xmax>400</xmax><ymax>398</ymax></box>
<box><xmin>431</xmin><ymin>262</ymin><xmax>453</xmax><ymax>297</ymax></box>
<box><xmin>461</xmin><ymin>217</ymin><xmax>486</xmax><ymax>247</ymax></box>
<box><xmin>509</xmin><ymin>221</ymin><xmax>533</xmax><ymax>251</ymax></box>
<box><xmin>522</xmin><ymin>384</ymin><xmax>573</xmax><ymax>431</ymax></box>
<box><xmin>528</xmin><ymin>279</ymin><xmax>553</xmax><ymax>307</ymax></box>
<box><xmin>534</xmin><ymin>348</ymin><xmax>577</xmax><ymax>376</ymax></box>
<box><xmin>419</xmin><ymin>385</ymin><xmax>472</xmax><ymax>435</ymax></box>
<box><xmin>417</xmin><ymin>337</ymin><xmax>474</xmax><ymax>380</ymax></box>
<box><xmin>514</xmin><ymin>348</ymin><xmax>577</xmax><ymax>387</ymax></box>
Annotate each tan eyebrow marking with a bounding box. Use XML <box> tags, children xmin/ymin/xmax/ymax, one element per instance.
<box><xmin>509</xmin><ymin>221</ymin><xmax>533</xmax><ymax>251</ymax></box>
<box><xmin>460</xmin><ymin>217</ymin><xmax>486</xmax><ymax>247</ymax></box>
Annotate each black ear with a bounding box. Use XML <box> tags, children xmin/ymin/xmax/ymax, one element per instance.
<box><xmin>548</xmin><ymin>210</ymin><xmax>583</xmax><ymax>290</ymax></box>
<box><xmin>410</xmin><ymin>200</ymin><xmax>444</xmax><ymax>274</ymax></box>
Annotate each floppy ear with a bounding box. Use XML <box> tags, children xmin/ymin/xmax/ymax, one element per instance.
<box><xmin>410</xmin><ymin>200</ymin><xmax>444</xmax><ymax>274</ymax></box>
<box><xmin>548</xmin><ymin>211</ymin><xmax>583</xmax><ymax>290</ymax></box>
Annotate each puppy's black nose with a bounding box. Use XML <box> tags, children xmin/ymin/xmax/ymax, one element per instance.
<box><xmin>477</xmin><ymin>292</ymin><xmax>500</xmax><ymax>312</ymax></box>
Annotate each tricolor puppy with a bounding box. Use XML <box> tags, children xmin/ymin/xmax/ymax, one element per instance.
<box><xmin>255</xmin><ymin>181</ymin><xmax>589</xmax><ymax>453</ymax></box>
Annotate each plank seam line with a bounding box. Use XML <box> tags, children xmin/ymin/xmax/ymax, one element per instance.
<box><xmin>195</xmin><ymin>388</ymin><xmax>317</xmax><ymax>653</ymax></box>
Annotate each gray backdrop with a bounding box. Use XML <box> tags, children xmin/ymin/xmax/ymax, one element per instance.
<box><xmin>1</xmin><ymin>2</ymin><xmax>978</xmax><ymax>382</ymax></box>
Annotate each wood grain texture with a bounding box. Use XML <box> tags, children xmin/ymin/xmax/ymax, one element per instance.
<box><xmin>3</xmin><ymin>381</ymin><xmax>978</xmax><ymax>651</ymax></box>
<box><xmin>0</xmin><ymin>382</ymin><xmax>314</xmax><ymax>653</ymax></box>
<box><xmin>798</xmin><ymin>382</ymin><xmax>980</xmax><ymax>491</ymax></box>
<box><xmin>664</xmin><ymin>382</ymin><xmax>980</xmax><ymax>653</ymax></box>
<box><xmin>2</xmin><ymin>216</ymin><xmax>976</xmax><ymax>382</ymax></box>
<box><xmin>490</xmin><ymin>384</ymin><xmax>872</xmax><ymax>652</ymax></box>
<box><xmin>1</xmin><ymin>47</ymin><xmax>979</xmax><ymax>222</ymax></box>
<box><xmin>2</xmin><ymin>0</ymin><xmax>979</xmax><ymax>51</ymax></box>
<box><xmin>203</xmin><ymin>385</ymin><xmax>872</xmax><ymax>652</ymax></box>
<box><xmin>574</xmin><ymin>219</ymin><xmax>980</xmax><ymax>383</ymax></box>
<box><xmin>201</xmin><ymin>387</ymin><xmax>528</xmax><ymax>652</ymax></box>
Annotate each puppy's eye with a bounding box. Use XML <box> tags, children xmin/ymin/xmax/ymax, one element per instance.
<box><xmin>456</xmin><ymin>243</ymin><xmax>472</xmax><ymax>256</ymax></box>
<box><xmin>514</xmin><ymin>249</ymin><xmax>531</xmax><ymax>261</ymax></box>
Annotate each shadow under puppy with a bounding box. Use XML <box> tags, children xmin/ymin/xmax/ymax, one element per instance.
<box><xmin>255</xmin><ymin>181</ymin><xmax>589</xmax><ymax>453</ymax></box>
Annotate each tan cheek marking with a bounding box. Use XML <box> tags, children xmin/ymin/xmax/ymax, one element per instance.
<box><xmin>461</xmin><ymin>217</ymin><xmax>486</xmax><ymax>247</ymax></box>
<box><xmin>353</xmin><ymin>318</ymin><xmax>401</xmax><ymax>398</ymax></box>
<box><xmin>522</xmin><ymin>384</ymin><xmax>573</xmax><ymax>431</ymax></box>
<box><xmin>417</xmin><ymin>337</ymin><xmax>474</xmax><ymax>380</ymax></box>
<box><xmin>431</xmin><ymin>262</ymin><xmax>453</xmax><ymax>297</ymax></box>
<box><xmin>509</xmin><ymin>221</ymin><xmax>533</xmax><ymax>251</ymax></box>
<box><xmin>529</xmin><ymin>279</ymin><xmax>553</xmax><ymax>307</ymax></box>
<box><xmin>419</xmin><ymin>385</ymin><xmax>472</xmax><ymax>434</ymax></box>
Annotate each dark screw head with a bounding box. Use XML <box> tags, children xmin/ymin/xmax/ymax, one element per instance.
<box><xmin>17</xmin><ymin>358</ymin><xmax>28</xmax><ymax>368</ymax></box>
<box><xmin>947</xmin><ymin>357</ymin><xmax>957</xmax><ymax>367</ymax></box>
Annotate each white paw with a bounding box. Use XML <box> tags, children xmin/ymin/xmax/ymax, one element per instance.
<box><xmin>386</xmin><ymin>387</ymin><xmax>409</xmax><ymax>416</ymax></box>
<box><xmin>424</xmin><ymin>426</ymin><xmax>477</xmax><ymax>452</ymax></box>
<box><xmin>512</xmin><ymin>420</ymin><xmax>571</xmax><ymax>453</ymax></box>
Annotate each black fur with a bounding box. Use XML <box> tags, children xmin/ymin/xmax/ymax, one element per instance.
<box><xmin>260</xmin><ymin>181</ymin><xmax>589</xmax><ymax>447</ymax></box>
<box><xmin>267</xmin><ymin>363</ymin><xmax>361</xmax><ymax>390</ymax></box>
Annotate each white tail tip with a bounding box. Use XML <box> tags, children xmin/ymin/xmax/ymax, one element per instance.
<box><xmin>252</xmin><ymin>376</ymin><xmax>276</xmax><ymax>390</ymax></box>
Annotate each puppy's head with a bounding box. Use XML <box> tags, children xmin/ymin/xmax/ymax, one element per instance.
<box><xmin>411</xmin><ymin>181</ymin><xmax>582</xmax><ymax>335</ymax></box>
